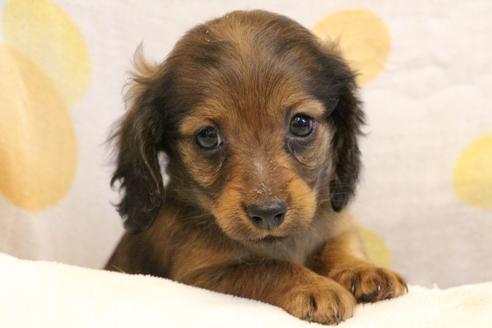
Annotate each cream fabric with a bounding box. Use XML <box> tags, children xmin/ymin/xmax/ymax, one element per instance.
<box><xmin>1</xmin><ymin>253</ymin><xmax>492</xmax><ymax>327</ymax></box>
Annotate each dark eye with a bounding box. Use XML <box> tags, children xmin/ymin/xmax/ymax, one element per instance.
<box><xmin>196</xmin><ymin>126</ymin><xmax>222</xmax><ymax>150</ymax></box>
<box><xmin>289</xmin><ymin>114</ymin><xmax>315</xmax><ymax>137</ymax></box>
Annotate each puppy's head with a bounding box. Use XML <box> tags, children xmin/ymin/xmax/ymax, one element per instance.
<box><xmin>111</xmin><ymin>10</ymin><xmax>364</xmax><ymax>245</ymax></box>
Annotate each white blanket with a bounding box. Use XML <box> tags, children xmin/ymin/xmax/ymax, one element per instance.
<box><xmin>0</xmin><ymin>253</ymin><xmax>491</xmax><ymax>327</ymax></box>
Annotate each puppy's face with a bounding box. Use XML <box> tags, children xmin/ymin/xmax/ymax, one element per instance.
<box><xmin>111</xmin><ymin>11</ymin><xmax>364</xmax><ymax>244</ymax></box>
<box><xmin>178</xmin><ymin>82</ymin><xmax>332</xmax><ymax>243</ymax></box>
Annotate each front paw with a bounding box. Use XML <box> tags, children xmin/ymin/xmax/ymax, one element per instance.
<box><xmin>278</xmin><ymin>277</ymin><xmax>356</xmax><ymax>325</ymax></box>
<box><xmin>330</xmin><ymin>265</ymin><xmax>407</xmax><ymax>303</ymax></box>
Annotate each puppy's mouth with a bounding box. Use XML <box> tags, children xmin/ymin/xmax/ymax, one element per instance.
<box><xmin>250</xmin><ymin>235</ymin><xmax>288</xmax><ymax>244</ymax></box>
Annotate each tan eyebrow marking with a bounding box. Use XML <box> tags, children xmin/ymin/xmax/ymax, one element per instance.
<box><xmin>179</xmin><ymin>99</ymin><xmax>224</xmax><ymax>137</ymax></box>
<box><xmin>288</xmin><ymin>99</ymin><xmax>326</xmax><ymax>120</ymax></box>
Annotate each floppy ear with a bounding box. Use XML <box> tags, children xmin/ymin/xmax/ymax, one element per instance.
<box><xmin>110</xmin><ymin>50</ymin><xmax>167</xmax><ymax>233</ymax></box>
<box><xmin>315</xmin><ymin>47</ymin><xmax>365</xmax><ymax>212</ymax></box>
<box><xmin>329</xmin><ymin>81</ymin><xmax>364</xmax><ymax>212</ymax></box>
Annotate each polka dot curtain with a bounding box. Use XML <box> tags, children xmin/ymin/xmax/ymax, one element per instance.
<box><xmin>0</xmin><ymin>0</ymin><xmax>490</xmax><ymax>287</ymax></box>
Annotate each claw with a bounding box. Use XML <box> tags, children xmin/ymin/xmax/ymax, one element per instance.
<box><xmin>351</xmin><ymin>283</ymin><xmax>356</xmax><ymax>294</ymax></box>
<box><xmin>334</xmin><ymin>312</ymin><xmax>343</xmax><ymax>324</ymax></box>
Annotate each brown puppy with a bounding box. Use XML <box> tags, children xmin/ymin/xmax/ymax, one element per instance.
<box><xmin>106</xmin><ymin>10</ymin><xmax>407</xmax><ymax>325</ymax></box>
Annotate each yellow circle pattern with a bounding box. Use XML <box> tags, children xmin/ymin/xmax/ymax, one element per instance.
<box><xmin>453</xmin><ymin>133</ymin><xmax>492</xmax><ymax>209</ymax></box>
<box><xmin>313</xmin><ymin>9</ymin><xmax>391</xmax><ymax>86</ymax></box>
<box><xmin>0</xmin><ymin>46</ymin><xmax>77</xmax><ymax>211</ymax></box>
<box><xmin>358</xmin><ymin>225</ymin><xmax>392</xmax><ymax>268</ymax></box>
<box><xmin>3</xmin><ymin>0</ymin><xmax>91</xmax><ymax>106</ymax></box>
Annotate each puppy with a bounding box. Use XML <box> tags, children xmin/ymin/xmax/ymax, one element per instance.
<box><xmin>106</xmin><ymin>10</ymin><xmax>407</xmax><ymax>325</ymax></box>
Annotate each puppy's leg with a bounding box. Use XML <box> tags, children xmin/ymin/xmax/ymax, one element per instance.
<box><xmin>176</xmin><ymin>260</ymin><xmax>355</xmax><ymax>325</ymax></box>
<box><xmin>312</xmin><ymin>230</ymin><xmax>407</xmax><ymax>303</ymax></box>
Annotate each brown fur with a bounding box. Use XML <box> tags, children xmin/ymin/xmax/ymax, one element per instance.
<box><xmin>106</xmin><ymin>10</ymin><xmax>407</xmax><ymax>325</ymax></box>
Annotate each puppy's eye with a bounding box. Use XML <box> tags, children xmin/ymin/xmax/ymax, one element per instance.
<box><xmin>196</xmin><ymin>126</ymin><xmax>222</xmax><ymax>150</ymax></box>
<box><xmin>289</xmin><ymin>114</ymin><xmax>315</xmax><ymax>137</ymax></box>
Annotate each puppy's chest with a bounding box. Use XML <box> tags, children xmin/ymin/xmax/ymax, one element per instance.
<box><xmin>253</xmin><ymin>228</ymin><xmax>328</xmax><ymax>265</ymax></box>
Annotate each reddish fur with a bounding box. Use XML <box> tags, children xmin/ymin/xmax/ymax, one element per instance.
<box><xmin>107</xmin><ymin>10</ymin><xmax>406</xmax><ymax>325</ymax></box>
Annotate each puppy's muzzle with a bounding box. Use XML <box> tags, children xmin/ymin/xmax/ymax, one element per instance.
<box><xmin>246</xmin><ymin>201</ymin><xmax>287</xmax><ymax>230</ymax></box>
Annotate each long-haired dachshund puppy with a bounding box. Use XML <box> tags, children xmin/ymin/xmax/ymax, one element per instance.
<box><xmin>106</xmin><ymin>10</ymin><xmax>406</xmax><ymax>325</ymax></box>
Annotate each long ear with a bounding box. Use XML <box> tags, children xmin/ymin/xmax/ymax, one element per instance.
<box><xmin>315</xmin><ymin>47</ymin><xmax>365</xmax><ymax>212</ymax></box>
<box><xmin>110</xmin><ymin>49</ymin><xmax>166</xmax><ymax>233</ymax></box>
<box><xmin>329</xmin><ymin>81</ymin><xmax>364</xmax><ymax>212</ymax></box>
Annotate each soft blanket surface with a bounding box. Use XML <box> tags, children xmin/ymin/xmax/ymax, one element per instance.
<box><xmin>1</xmin><ymin>253</ymin><xmax>491</xmax><ymax>328</ymax></box>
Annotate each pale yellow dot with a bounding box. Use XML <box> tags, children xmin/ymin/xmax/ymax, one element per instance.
<box><xmin>313</xmin><ymin>9</ymin><xmax>391</xmax><ymax>86</ymax></box>
<box><xmin>0</xmin><ymin>46</ymin><xmax>77</xmax><ymax>211</ymax></box>
<box><xmin>358</xmin><ymin>225</ymin><xmax>392</xmax><ymax>268</ymax></box>
<box><xmin>3</xmin><ymin>0</ymin><xmax>91</xmax><ymax>106</ymax></box>
<box><xmin>453</xmin><ymin>133</ymin><xmax>492</xmax><ymax>208</ymax></box>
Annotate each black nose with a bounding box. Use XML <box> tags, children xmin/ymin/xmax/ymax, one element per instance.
<box><xmin>246</xmin><ymin>201</ymin><xmax>287</xmax><ymax>229</ymax></box>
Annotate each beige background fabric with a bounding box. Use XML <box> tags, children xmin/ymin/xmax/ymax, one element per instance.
<box><xmin>0</xmin><ymin>0</ymin><xmax>491</xmax><ymax>288</ymax></box>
